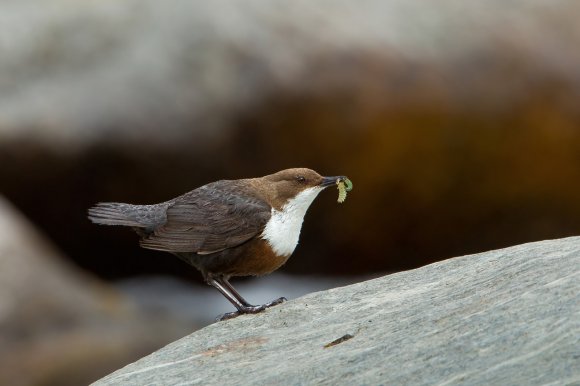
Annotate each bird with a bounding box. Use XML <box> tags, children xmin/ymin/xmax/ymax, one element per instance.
<box><xmin>88</xmin><ymin>168</ymin><xmax>350</xmax><ymax>321</ymax></box>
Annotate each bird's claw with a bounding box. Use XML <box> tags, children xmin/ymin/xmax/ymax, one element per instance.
<box><xmin>215</xmin><ymin>297</ymin><xmax>287</xmax><ymax>321</ymax></box>
<box><xmin>265</xmin><ymin>297</ymin><xmax>287</xmax><ymax>307</ymax></box>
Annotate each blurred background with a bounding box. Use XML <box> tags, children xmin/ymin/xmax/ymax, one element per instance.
<box><xmin>2</xmin><ymin>0</ymin><xmax>580</xmax><ymax>384</ymax></box>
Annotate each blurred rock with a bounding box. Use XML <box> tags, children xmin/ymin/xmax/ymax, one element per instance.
<box><xmin>0</xmin><ymin>196</ymin><xmax>192</xmax><ymax>386</ymax></box>
<box><xmin>1</xmin><ymin>0</ymin><xmax>579</xmax><ymax>147</ymax></box>
<box><xmin>1</xmin><ymin>0</ymin><xmax>580</xmax><ymax>279</ymax></box>
<box><xmin>94</xmin><ymin>237</ymin><xmax>580</xmax><ymax>385</ymax></box>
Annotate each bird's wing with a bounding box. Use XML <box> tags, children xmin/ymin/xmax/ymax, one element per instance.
<box><xmin>139</xmin><ymin>180</ymin><xmax>271</xmax><ymax>253</ymax></box>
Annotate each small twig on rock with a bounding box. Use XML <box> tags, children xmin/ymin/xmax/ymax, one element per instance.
<box><xmin>323</xmin><ymin>334</ymin><xmax>355</xmax><ymax>348</ymax></box>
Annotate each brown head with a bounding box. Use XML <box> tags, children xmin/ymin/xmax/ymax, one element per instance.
<box><xmin>253</xmin><ymin>168</ymin><xmax>348</xmax><ymax>210</ymax></box>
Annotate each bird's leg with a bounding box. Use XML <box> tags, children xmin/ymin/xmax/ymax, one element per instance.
<box><xmin>207</xmin><ymin>275</ymin><xmax>286</xmax><ymax>321</ymax></box>
<box><xmin>219</xmin><ymin>277</ymin><xmax>287</xmax><ymax>309</ymax></box>
<box><xmin>207</xmin><ymin>276</ymin><xmax>264</xmax><ymax>321</ymax></box>
<box><xmin>215</xmin><ymin>277</ymin><xmax>253</xmax><ymax>307</ymax></box>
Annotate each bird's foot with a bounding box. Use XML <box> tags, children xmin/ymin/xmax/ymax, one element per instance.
<box><xmin>264</xmin><ymin>296</ymin><xmax>287</xmax><ymax>307</ymax></box>
<box><xmin>216</xmin><ymin>311</ymin><xmax>241</xmax><ymax>321</ymax></box>
<box><xmin>216</xmin><ymin>305</ymin><xmax>264</xmax><ymax>321</ymax></box>
<box><xmin>215</xmin><ymin>297</ymin><xmax>288</xmax><ymax>321</ymax></box>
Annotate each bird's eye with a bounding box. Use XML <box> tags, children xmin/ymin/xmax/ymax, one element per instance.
<box><xmin>296</xmin><ymin>176</ymin><xmax>306</xmax><ymax>183</ymax></box>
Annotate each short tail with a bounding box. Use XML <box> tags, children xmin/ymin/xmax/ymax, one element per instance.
<box><xmin>88</xmin><ymin>202</ymin><xmax>147</xmax><ymax>227</ymax></box>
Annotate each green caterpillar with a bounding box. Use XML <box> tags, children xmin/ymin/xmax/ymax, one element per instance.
<box><xmin>336</xmin><ymin>177</ymin><xmax>353</xmax><ymax>203</ymax></box>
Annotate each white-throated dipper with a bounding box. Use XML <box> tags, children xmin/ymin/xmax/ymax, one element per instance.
<box><xmin>88</xmin><ymin>168</ymin><xmax>351</xmax><ymax>320</ymax></box>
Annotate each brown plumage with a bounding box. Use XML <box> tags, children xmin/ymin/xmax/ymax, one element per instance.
<box><xmin>89</xmin><ymin>168</ymin><xmax>349</xmax><ymax>320</ymax></box>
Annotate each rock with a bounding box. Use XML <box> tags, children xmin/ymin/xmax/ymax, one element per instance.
<box><xmin>1</xmin><ymin>0</ymin><xmax>579</xmax><ymax>147</ymax></box>
<box><xmin>0</xmin><ymin>196</ymin><xmax>193</xmax><ymax>386</ymax></box>
<box><xmin>94</xmin><ymin>237</ymin><xmax>580</xmax><ymax>385</ymax></box>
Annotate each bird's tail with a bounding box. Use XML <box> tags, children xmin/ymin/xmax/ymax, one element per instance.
<box><xmin>88</xmin><ymin>202</ymin><xmax>148</xmax><ymax>227</ymax></box>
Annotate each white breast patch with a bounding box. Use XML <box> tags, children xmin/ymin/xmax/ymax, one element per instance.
<box><xmin>260</xmin><ymin>186</ymin><xmax>323</xmax><ymax>256</ymax></box>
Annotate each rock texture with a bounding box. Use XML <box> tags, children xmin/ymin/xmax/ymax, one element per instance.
<box><xmin>0</xmin><ymin>196</ymin><xmax>192</xmax><ymax>386</ymax></box>
<box><xmin>94</xmin><ymin>237</ymin><xmax>580</xmax><ymax>385</ymax></box>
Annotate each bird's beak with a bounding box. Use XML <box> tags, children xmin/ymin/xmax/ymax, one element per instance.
<box><xmin>320</xmin><ymin>176</ymin><xmax>348</xmax><ymax>188</ymax></box>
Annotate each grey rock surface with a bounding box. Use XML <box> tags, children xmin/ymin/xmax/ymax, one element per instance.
<box><xmin>94</xmin><ymin>237</ymin><xmax>580</xmax><ymax>385</ymax></box>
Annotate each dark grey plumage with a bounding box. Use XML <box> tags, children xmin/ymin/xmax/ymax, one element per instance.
<box><xmin>88</xmin><ymin>180</ymin><xmax>272</xmax><ymax>254</ymax></box>
<box><xmin>88</xmin><ymin>202</ymin><xmax>170</xmax><ymax>230</ymax></box>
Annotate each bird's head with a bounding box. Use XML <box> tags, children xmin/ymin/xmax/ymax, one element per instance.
<box><xmin>261</xmin><ymin>168</ymin><xmax>349</xmax><ymax>211</ymax></box>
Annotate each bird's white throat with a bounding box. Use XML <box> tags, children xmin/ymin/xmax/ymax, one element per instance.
<box><xmin>261</xmin><ymin>186</ymin><xmax>323</xmax><ymax>256</ymax></box>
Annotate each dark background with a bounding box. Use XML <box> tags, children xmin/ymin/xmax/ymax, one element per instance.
<box><xmin>3</xmin><ymin>83</ymin><xmax>580</xmax><ymax>282</ymax></box>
